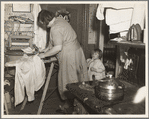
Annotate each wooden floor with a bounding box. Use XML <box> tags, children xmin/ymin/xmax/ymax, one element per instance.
<box><xmin>9</xmin><ymin>88</ymin><xmax>64</xmax><ymax>114</ymax></box>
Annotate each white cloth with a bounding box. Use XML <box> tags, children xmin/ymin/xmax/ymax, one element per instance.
<box><xmin>130</xmin><ymin>3</ymin><xmax>146</xmax><ymax>30</ymax></box>
<box><xmin>96</xmin><ymin>3</ymin><xmax>134</xmax><ymax>21</ymax></box>
<box><xmin>33</xmin><ymin>4</ymin><xmax>47</xmax><ymax>51</ymax></box>
<box><xmin>124</xmin><ymin>58</ymin><xmax>133</xmax><ymax>69</ymax></box>
<box><xmin>104</xmin><ymin>6</ymin><xmax>133</xmax><ymax>34</ymax></box>
<box><xmin>96</xmin><ymin>2</ymin><xmax>146</xmax><ymax>34</ymax></box>
<box><xmin>96</xmin><ymin>4</ymin><xmax>105</xmax><ymax>20</ymax></box>
<box><xmin>106</xmin><ymin>9</ymin><xmax>133</xmax><ymax>26</ymax></box>
<box><xmin>133</xmin><ymin>86</ymin><xmax>146</xmax><ymax>103</ymax></box>
<box><xmin>109</xmin><ymin>20</ymin><xmax>132</xmax><ymax>34</ymax></box>
<box><xmin>87</xmin><ymin>59</ymin><xmax>105</xmax><ymax>80</ymax></box>
<box><xmin>5</xmin><ymin>54</ymin><xmax>46</xmax><ymax>106</ymax></box>
<box><xmin>21</xmin><ymin>47</ymin><xmax>35</xmax><ymax>54</ymax></box>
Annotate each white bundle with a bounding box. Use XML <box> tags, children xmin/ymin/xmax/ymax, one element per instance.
<box><xmin>21</xmin><ymin>47</ymin><xmax>35</xmax><ymax>54</ymax></box>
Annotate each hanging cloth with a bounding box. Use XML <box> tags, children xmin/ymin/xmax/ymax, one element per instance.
<box><xmin>5</xmin><ymin>54</ymin><xmax>46</xmax><ymax>106</ymax></box>
<box><xmin>96</xmin><ymin>2</ymin><xmax>146</xmax><ymax>34</ymax></box>
<box><xmin>33</xmin><ymin>4</ymin><xmax>47</xmax><ymax>51</ymax></box>
<box><xmin>130</xmin><ymin>3</ymin><xmax>146</xmax><ymax>30</ymax></box>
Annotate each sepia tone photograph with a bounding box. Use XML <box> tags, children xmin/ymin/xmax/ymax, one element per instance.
<box><xmin>1</xmin><ymin>1</ymin><xmax>148</xmax><ymax>118</ymax></box>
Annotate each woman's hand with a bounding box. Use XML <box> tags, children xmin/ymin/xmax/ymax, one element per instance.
<box><xmin>38</xmin><ymin>53</ymin><xmax>45</xmax><ymax>59</ymax></box>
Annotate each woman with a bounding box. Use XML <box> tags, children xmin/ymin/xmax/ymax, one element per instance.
<box><xmin>37</xmin><ymin>10</ymin><xmax>89</xmax><ymax>111</ymax></box>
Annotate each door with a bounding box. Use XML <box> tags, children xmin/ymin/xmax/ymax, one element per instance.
<box><xmin>40</xmin><ymin>4</ymin><xmax>87</xmax><ymax>53</ymax></box>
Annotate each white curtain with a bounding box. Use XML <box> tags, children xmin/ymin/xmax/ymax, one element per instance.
<box><xmin>33</xmin><ymin>4</ymin><xmax>47</xmax><ymax>51</ymax></box>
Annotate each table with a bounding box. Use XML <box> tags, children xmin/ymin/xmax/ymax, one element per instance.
<box><xmin>21</xmin><ymin>57</ymin><xmax>58</xmax><ymax>115</ymax></box>
<box><xmin>18</xmin><ymin>57</ymin><xmax>58</xmax><ymax>114</ymax></box>
<box><xmin>66</xmin><ymin>80</ymin><xmax>145</xmax><ymax>114</ymax></box>
<box><xmin>37</xmin><ymin>57</ymin><xmax>58</xmax><ymax>114</ymax></box>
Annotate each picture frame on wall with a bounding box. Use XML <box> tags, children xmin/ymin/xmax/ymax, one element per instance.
<box><xmin>12</xmin><ymin>4</ymin><xmax>31</xmax><ymax>13</ymax></box>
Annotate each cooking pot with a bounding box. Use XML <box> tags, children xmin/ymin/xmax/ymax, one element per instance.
<box><xmin>95</xmin><ymin>75</ymin><xmax>125</xmax><ymax>102</ymax></box>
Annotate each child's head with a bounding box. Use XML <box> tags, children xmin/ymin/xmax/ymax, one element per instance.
<box><xmin>91</xmin><ymin>48</ymin><xmax>103</xmax><ymax>60</ymax></box>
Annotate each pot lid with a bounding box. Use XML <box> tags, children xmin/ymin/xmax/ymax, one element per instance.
<box><xmin>97</xmin><ymin>75</ymin><xmax>124</xmax><ymax>89</ymax></box>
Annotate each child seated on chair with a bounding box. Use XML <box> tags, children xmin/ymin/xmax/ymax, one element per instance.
<box><xmin>87</xmin><ymin>48</ymin><xmax>106</xmax><ymax>81</ymax></box>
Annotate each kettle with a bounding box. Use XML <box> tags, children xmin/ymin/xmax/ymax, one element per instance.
<box><xmin>95</xmin><ymin>75</ymin><xmax>125</xmax><ymax>102</ymax></box>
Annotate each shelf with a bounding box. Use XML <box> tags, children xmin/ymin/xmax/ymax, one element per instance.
<box><xmin>109</xmin><ymin>41</ymin><xmax>145</xmax><ymax>49</ymax></box>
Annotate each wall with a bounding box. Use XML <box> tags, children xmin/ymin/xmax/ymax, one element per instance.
<box><xmin>40</xmin><ymin>4</ymin><xmax>84</xmax><ymax>45</ymax></box>
<box><xmin>4</xmin><ymin>4</ymin><xmax>34</xmax><ymax>41</ymax></box>
<box><xmin>84</xmin><ymin>4</ymin><xmax>100</xmax><ymax>59</ymax></box>
<box><xmin>4</xmin><ymin>4</ymin><xmax>35</xmax><ymax>53</ymax></box>
<box><xmin>4</xmin><ymin>4</ymin><xmax>34</xmax><ymax>21</ymax></box>
<box><xmin>78</xmin><ymin>4</ymin><xmax>100</xmax><ymax>58</ymax></box>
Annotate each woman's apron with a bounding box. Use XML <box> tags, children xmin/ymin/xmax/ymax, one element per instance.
<box><xmin>57</xmin><ymin>39</ymin><xmax>89</xmax><ymax>100</ymax></box>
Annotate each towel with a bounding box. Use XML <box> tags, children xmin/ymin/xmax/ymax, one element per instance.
<box><xmin>96</xmin><ymin>4</ymin><xmax>104</xmax><ymax>20</ymax></box>
<box><xmin>130</xmin><ymin>3</ymin><xmax>146</xmax><ymax>30</ymax></box>
<box><xmin>106</xmin><ymin>9</ymin><xmax>133</xmax><ymax>26</ymax></box>
<box><xmin>109</xmin><ymin>20</ymin><xmax>131</xmax><ymax>34</ymax></box>
<box><xmin>5</xmin><ymin>54</ymin><xmax>46</xmax><ymax>106</ymax></box>
<box><xmin>104</xmin><ymin>6</ymin><xmax>133</xmax><ymax>34</ymax></box>
<box><xmin>96</xmin><ymin>2</ymin><xmax>134</xmax><ymax>20</ymax></box>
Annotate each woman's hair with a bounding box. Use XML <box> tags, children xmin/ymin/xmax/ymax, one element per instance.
<box><xmin>93</xmin><ymin>48</ymin><xmax>103</xmax><ymax>59</ymax></box>
<box><xmin>37</xmin><ymin>10</ymin><xmax>55</xmax><ymax>29</ymax></box>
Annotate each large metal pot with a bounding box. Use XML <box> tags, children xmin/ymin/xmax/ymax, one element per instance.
<box><xmin>95</xmin><ymin>75</ymin><xmax>125</xmax><ymax>102</ymax></box>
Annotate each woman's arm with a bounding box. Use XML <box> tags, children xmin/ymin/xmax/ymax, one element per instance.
<box><xmin>40</xmin><ymin>41</ymin><xmax>53</xmax><ymax>53</ymax></box>
<box><xmin>39</xmin><ymin>26</ymin><xmax>63</xmax><ymax>58</ymax></box>
<box><xmin>39</xmin><ymin>45</ymin><xmax>62</xmax><ymax>58</ymax></box>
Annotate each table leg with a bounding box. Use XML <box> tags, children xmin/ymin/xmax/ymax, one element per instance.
<box><xmin>37</xmin><ymin>62</ymin><xmax>55</xmax><ymax>114</ymax></box>
<box><xmin>20</xmin><ymin>97</ymin><xmax>28</xmax><ymax>111</ymax></box>
<box><xmin>4</xmin><ymin>94</ymin><xmax>9</xmax><ymax>115</ymax></box>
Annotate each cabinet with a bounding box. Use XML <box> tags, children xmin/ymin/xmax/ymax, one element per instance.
<box><xmin>111</xmin><ymin>41</ymin><xmax>145</xmax><ymax>86</ymax></box>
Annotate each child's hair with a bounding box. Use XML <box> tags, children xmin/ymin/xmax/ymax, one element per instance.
<box><xmin>93</xmin><ymin>48</ymin><xmax>103</xmax><ymax>59</ymax></box>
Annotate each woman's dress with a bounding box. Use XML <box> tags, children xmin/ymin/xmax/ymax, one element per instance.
<box><xmin>50</xmin><ymin>17</ymin><xmax>89</xmax><ymax>100</ymax></box>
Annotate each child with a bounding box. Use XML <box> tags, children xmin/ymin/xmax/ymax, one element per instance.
<box><xmin>87</xmin><ymin>48</ymin><xmax>106</xmax><ymax>81</ymax></box>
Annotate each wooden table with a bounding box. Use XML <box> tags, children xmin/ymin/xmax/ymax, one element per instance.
<box><xmin>37</xmin><ymin>57</ymin><xmax>58</xmax><ymax>114</ymax></box>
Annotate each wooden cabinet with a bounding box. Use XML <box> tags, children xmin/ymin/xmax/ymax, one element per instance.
<box><xmin>111</xmin><ymin>41</ymin><xmax>145</xmax><ymax>86</ymax></box>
